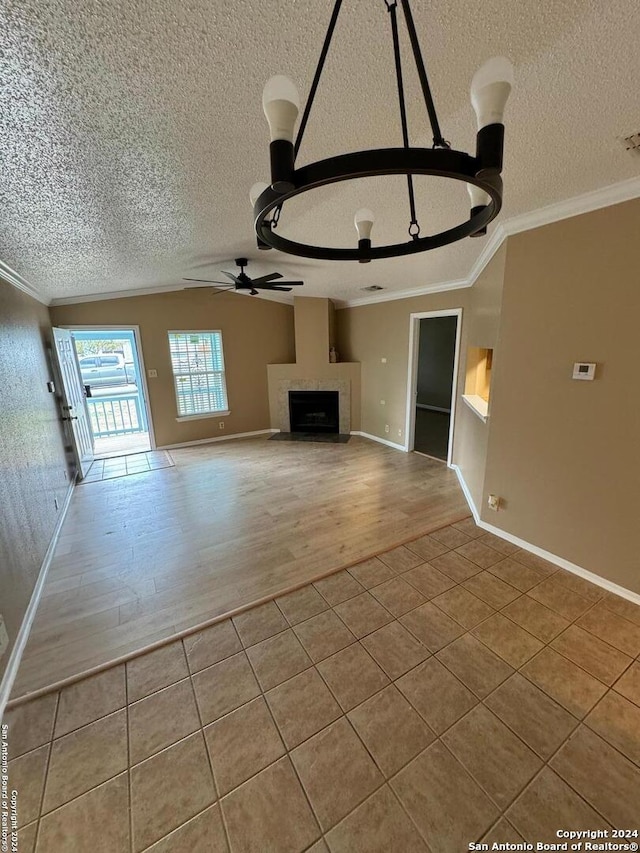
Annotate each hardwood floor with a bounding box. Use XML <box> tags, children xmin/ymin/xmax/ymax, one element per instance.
<box><xmin>13</xmin><ymin>436</ymin><xmax>469</xmax><ymax>699</ymax></box>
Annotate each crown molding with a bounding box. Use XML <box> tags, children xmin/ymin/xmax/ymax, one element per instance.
<box><xmin>5</xmin><ymin>176</ymin><xmax>640</xmax><ymax>310</ymax></box>
<box><xmin>339</xmin><ymin>175</ymin><xmax>640</xmax><ymax>308</ymax></box>
<box><xmin>0</xmin><ymin>259</ymin><xmax>49</xmax><ymax>306</ymax></box>
<box><xmin>502</xmin><ymin>175</ymin><xmax>640</xmax><ymax>237</ymax></box>
<box><xmin>338</xmin><ymin>277</ymin><xmax>470</xmax><ymax>309</ymax></box>
<box><xmin>49</xmin><ymin>282</ymin><xmax>294</xmax><ymax>307</ymax></box>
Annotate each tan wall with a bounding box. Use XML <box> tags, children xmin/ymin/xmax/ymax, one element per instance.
<box><xmin>336</xmin><ymin>289</ymin><xmax>473</xmax><ymax>446</ymax></box>
<box><xmin>294</xmin><ymin>296</ymin><xmax>331</xmax><ymax>367</ymax></box>
<box><xmin>0</xmin><ymin>278</ymin><xmax>73</xmax><ymax>680</ymax></box>
<box><xmin>51</xmin><ymin>291</ymin><xmax>295</xmax><ymax>447</ymax></box>
<box><xmin>335</xmin><ymin>246</ymin><xmax>506</xmax><ymax>502</ymax></box>
<box><xmin>484</xmin><ymin>199</ymin><xmax>640</xmax><ymax>591</ymax></box>
<box><xmin>454</xmin><ymin>243</ymin><xmax>507</xmax><ymax>509</ymax></box>
<box><xmin>267</xmin><ymin>297</ymin><xmax>361</xmax><ymax>431</ymax></box>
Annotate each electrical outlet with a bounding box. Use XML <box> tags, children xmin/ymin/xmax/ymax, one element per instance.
<box><xmin>219</xmin><ymin>422</ymin><xmax>225</xmax><ymax>430</ymax></box>
<box><xmin>384</xmin><ymin>424</ymin><xmax>390</xmax><ymax>434</ymax></box>
<box><xmin>397</xmin><ymin>428</ymin><xmax>402</xmax><ymax>437</ymax></box>
<box><xmin>0</xmin><ymin>615</ymin><xmax>9</xmax><ymax>659</ymax></box>
<box><xmin>487</xmin><ymin>494</ymin><xmax>500</xmax><ymax>511</ymax></box>
<box><xmin>147</xmin><ymin>369</ymin><xmax>158</xmax><ymax>378</ymax></box>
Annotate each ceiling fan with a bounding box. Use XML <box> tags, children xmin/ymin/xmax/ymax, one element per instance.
<box><xmin>183</xmin><ymin>258</ymin><xmax>304</xmax><ymax>296</ymax></box>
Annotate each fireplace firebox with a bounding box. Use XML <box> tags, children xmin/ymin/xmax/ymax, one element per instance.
<box><xmin>289</xmin><ymin>391</ymin><xmax>339</xmax><ymax>434</ymax></box>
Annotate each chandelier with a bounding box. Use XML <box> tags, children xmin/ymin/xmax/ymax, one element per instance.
<box><xmin>251</xmin><ymin>0</ymin><xmax>514</xmax><ymax>263</ymax></box>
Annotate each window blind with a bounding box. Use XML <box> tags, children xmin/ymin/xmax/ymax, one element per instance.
<box><xmin>167</xmin><ymin>331</ymin><xmax>229</xmax><ymax>417</ymax></box>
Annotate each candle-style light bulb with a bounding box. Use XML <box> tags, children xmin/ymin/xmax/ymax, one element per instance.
<box><xmin>467</xmin><ymin>184</ymin><xmax>490</xmax><ymax>208</ymax></box>
<box><xmin>354</xmin><ymin>208</ymin><xmax>374</xmax><ymax>263</ymax></box>
<box><xmin>262</xmin><ymin>75</ymin><xmax>300</xmax><ymax>143</ymax></box>
<box><xmin>470</xmin><ymin>57</ymin><xmax>514</xmax><ymax>130</ymax></box>
<box><xmin>262</xmin><ymin>76</ymin><xmax>299</xmax><ymax>193</ymax></box>
<box><xmin>467</xmin><ymin>184</ymin><xmax>490</xmax><ymax>238</ymax></box>
<box><xmin>354</xmin><ymin>208</ymin><xmax>375</xmax><ymax>241</ymax></box>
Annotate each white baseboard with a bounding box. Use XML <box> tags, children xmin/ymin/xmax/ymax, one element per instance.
<box><xmin>0</xmin><ymin>476</ymin><xmax>76</xmax><ymax>719</ymax></box>
<box><xmin>450</xmin><ymin>465</ymin><xmax>640</xmax><ymax>607</ymax></box>
<box><xmin>351</xmin><ymin>431</ymin><xmax>407</xmax><ymax>452</ymax></box>
<box><xmin>450</xmin><ymin>464</ymin><xmax>481</xmax><ymax>524</ymax></box>
<box><xmin>158</xmin><ymin>429</ymin><xmax>277</xmax><ymax>450</ymax></box>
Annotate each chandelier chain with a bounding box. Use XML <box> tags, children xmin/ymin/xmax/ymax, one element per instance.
<box><xmin>387</xmin><ymin>1</ymin><xmax>420</xmax><ymax>238</ymax></box>
<box><xmin>399</xmin><ymin>0</ymin><xmax>449</xmax><ymax>148</ymax></box>
<box><xmin>294</xmin><ymin>0</ymin><xmax>343</xmax><ymax>160</ymax></box>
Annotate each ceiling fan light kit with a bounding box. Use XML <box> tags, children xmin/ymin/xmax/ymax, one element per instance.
<box><xmin>253</xmin><ymin>0</ymin><xmax>514</xmax><ymax>263</ymax></box>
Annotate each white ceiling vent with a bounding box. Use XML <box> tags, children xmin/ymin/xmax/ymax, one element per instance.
<box><xmin>621</xmin><ymin>132</ymin><xmax>640</xmax><ymax>156</ymax></box>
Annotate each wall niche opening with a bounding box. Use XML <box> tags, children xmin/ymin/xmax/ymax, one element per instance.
<box><xmin>462</xmin><ymin>346</ymin><xmax>493</xmax><ymax>421</ymax></box>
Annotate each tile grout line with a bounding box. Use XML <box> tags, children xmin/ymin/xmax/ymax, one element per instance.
<box><xmin>185</xmin><ymin>629</ymin><xmax>234</xmax><ymax>853</ymax></box>
<box><xmin>239</xmin><ymin>623</ymin><xmax>326</xmax><ymax>847</ymax></box>
<box><xmin>31</xmin><ymin>690</ymin><xmax>60</xmax><ymax>853</ymax></box>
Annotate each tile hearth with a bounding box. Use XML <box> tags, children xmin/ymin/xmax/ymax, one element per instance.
<box><xmin>4</xmin><ymin>517</ymin><xmax>640</xmax><ymax>852</ymax></box>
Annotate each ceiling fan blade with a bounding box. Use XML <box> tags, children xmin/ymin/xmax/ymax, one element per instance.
<box><xmin>250</xmin><ymin>272</ymin><xmax>283</xmax><ymax>285</ymax></box>
<box><xmin>277</xmin><ymin>281</ymin><xmax>304</xmax><ymax>286</ymax></box>
<box><xmin>221</xmin><ymin>270</ymin><xmax>242</xmax><ymax>284</ymax></box>
<box><xmin>266</xmin><ymin>286</ymin><xmax>293</xmax><ymax>292</ymax></box>
<box><xmin>250</xmin><ymin>289</ymin><xmax>259</xmax><ymax>296</ymax></box>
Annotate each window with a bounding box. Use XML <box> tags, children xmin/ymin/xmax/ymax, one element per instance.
<box><xmin>168</xmin><ymin>331</ymin><xmax>229</xmax><ymax>419</ymax></box>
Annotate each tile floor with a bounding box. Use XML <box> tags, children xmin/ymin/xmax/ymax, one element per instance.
<box><xmin>93</xmin><ymin>432</ymin><xmax>152</xmax><ymax>458</ymax></box>
<box><xmin>80</xmin><ymin>451</ymin><xmax>174</xmax><ymax>483</ymax></box>
<box><xmin>4</xmin><ymin>517</ymin><xmax>640</xmax><ymax>852</ymax></box>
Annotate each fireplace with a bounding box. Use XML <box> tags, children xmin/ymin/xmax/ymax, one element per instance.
<box><xmin>289</xmin><ymin>390</ymin><xmax>339</xmax><ymax>434</ymax></box>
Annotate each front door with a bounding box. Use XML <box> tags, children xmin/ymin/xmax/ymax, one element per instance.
<box><xmin>52</xmin><ymin>327</ymin><xmax>95</xmax><ymax>478</ymax></box>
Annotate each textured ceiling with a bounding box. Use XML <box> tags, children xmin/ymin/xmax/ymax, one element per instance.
<box><xmin>1</xmin><ymin>0</ymin><xmax>639</xmax><ymax>304</ymax></box>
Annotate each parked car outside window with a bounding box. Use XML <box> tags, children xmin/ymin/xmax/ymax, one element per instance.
<box><xmin>78</xmin><ymin>354</ymin><xmax>135</xmax><ymax>387</ymax></box>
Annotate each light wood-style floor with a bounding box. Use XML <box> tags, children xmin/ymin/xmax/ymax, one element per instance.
<box><xmin>13</xmin><ymin>436</ymin><xmax>469</xmax><ymax>698</ymax></box>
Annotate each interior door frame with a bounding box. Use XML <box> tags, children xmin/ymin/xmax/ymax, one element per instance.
<box><xmin>61</xmin><ymin>324</ymin><xmax>157</xmax><ymax>451</ymax></box>
<box><xmin>404</xmin><ymin>308</ymin><xmax>463</xmax><ymax>467</ymax></box>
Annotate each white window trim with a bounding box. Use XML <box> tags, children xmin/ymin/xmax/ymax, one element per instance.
<box><xmin>175</xmin><ymin>411</ymin><xmax>230</xmax><ymax>422</ymax></box>
<box><xmin>168</xmin><ymin>330</ymin><xmax>229</xmax><ymax>419</ymax></box>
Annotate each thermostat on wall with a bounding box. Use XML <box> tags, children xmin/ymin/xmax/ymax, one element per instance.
<box><xmin>572</xmin><ymin>362</ymin><xmax>596</xmax><ymax>380</ymax></box>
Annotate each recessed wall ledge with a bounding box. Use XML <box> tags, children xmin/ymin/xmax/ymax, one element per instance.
<box><xmin>462</xmin><ymin>394</ymin><xmax>489</xmax><ymax>422</ymax></box>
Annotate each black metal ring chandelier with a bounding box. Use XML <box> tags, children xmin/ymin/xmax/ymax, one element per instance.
<box><xmin>251</xmin><ymin>0</ymin><xmax>513</xmax><ymax>263</ymax></box>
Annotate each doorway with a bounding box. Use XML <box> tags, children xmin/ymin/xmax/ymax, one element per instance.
<box><xmin>69</xmin><ymin>328</ymin><xmax>155</xmax><ymax>458</ymax></box>
<box><xmin>405</xmin><ymin>310</ymin><xmax>462</xmax><ymax>464</ymax></box>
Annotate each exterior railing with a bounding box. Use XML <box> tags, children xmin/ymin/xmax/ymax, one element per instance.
<box><xmin>87</xmin><ymin>394</ymin><xmax>146</xmax><ymax>438</ymax></box>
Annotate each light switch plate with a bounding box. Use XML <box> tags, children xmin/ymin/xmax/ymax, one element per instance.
<box><xmin>147</xmin><ymin>369</ymin><xmax>158</xmax><ymax>378</ymax></box>
<box><xmin>572</xmin><ymin>362</ymin><xmax>596</xmax><ymax>380</ymax></box>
